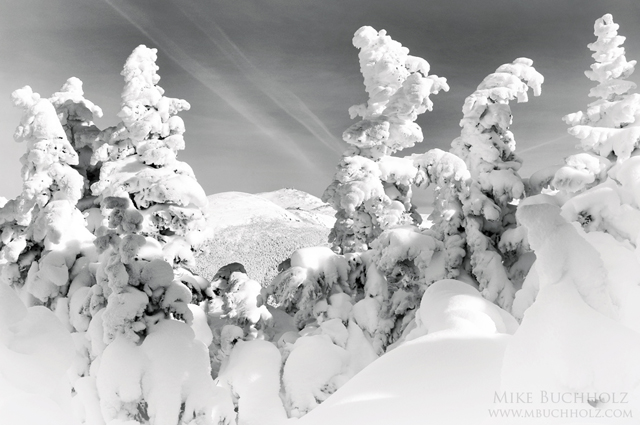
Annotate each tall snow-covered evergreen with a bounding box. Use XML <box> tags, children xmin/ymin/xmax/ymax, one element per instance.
<box><xmin>417</xmin><ymin>58</ymin><xmax>543</xmax><ymax>311</ymax></box>
<box><xmin>71</xmin><ymin>46</ymin><xmax>217</xmax><ymax>425</ymax></box>
<box><xmin>88</xmin><ymin>46</ymin><xmax>212</xmax><ymax>305</ymax></box>
<box><xmin>553</xmin><ymin>13</ymin><xmax>640</xmax><ymax>236</ymax></box>
<box><xmin>552</xmin><ymin>13</ymin><xmax>640</xmax><ymax>194</ymax></box>
<box><xmin>0</xmin><ymin>46</ymin><xmax>219</xmax><ymax>425</ymax></box>
<box><xmin>323</xmin><ymin>26</ymin><xmax>448</xmax><ymax>254</ymax></box>
<box><xmin>0</xmin><ymin>86</ymin><xmax>96</xmax><ymax>310</ymax></box>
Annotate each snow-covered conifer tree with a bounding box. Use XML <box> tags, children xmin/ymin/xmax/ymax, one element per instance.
<box><xmin>323</xmin><ymin>26</ymin><xmax>449</xmax><ymax>254</ymax></box>
<box><xmin>552</xmin><ymin>14</ymin><xmax>640</xmax><ymax>194</ymax></box>
<box><xmin>274</xmin><ymin>27</ymin><xmax>450</xmax><ymax>355</ymax></box>
<box><xmin>418</xmin><ymin>58</ymin><xmax>543</xmax><ymax>311</ymax></box>
<box><xmin>0</xmin><ymin>86</ymin><xmax>96</xmax><ymax>311</ymax></box>
<box><xmin>89</xmin><ymin>45</ymin><xmax>211</xmax><ymax>298</ymax></box>
<box><xmin>49</xmin><ymin>77</ymin><xmax>105</xmax><ymax>208</ymax></box>
<box><xmin>513</xmin><ymin>14</ymin><xmax>640</xmax><ymax>319</ymax></box>
<box><xmin>59</xmin><ymin>46</ymin><xmax>218</xmax><ymax>425</ymax></box>
<box><xmin>264</xmin><ymin>246</ymin><xmax>351</xmax><ymax>330</ymax></box>
<box><xmin>0</xmin><ymin>85</ymin><xmax>104</xmax><ymax>425</ymax></box>
<box><xmin>350</xmin><ymin>149</ymin><xmax>472</xmax><ymax>352</ymax></box>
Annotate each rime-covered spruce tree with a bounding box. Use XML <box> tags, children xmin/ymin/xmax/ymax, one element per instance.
<box><xmin>71</xmin><ymin>45</ymin><xmax>217</xmax><ymax>425</ymax></box>
<box><xmin>89</xmin><ymin>45</ymin><xmax>212</xmax><ymax>297</ymax></box>
<box><xmin>273</xmin><ymin>26</ymin><xmax>448</xmax><ymax>352</ymax></box>
<box><xmin>269</xmin><ymin>27</ymin><xmax>452</xmax><ymax>358</ymax></box>
<box><xmin>0</xmin><ymin>85</ymin><xmax>96</xmax><ymax>315</ymax></box>
<box><xmin>0</xmin><ymin>84</ymin><xmax>107</xmax><ymax>424</ymax></box>
<box><xmin>415</xmin><ymin>58</ymin><xmax>543</xmax><ymax>311</ymax></box>
<box><xmin>548</xmin><ymin>13</ymin><xmax>640</xmax><ymax>194</ymax></box>
<box><xmin>323</xmin><ymin>25</ymin><xmax>449</xmax><ymax>254</ymax></box>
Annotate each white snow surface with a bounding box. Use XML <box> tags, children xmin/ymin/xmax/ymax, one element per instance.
<box><xmin>298</xmin><ymin>329</ymin><xmax>511</xmax><ymax>425</ymax></box>
<box><xmin>96</xmin><ymin>320</ymin><xmax>216</xmax><ymax>425</ymax></box>
<box><xmin>0</xmin><ymin>283</ymin><xmax>76</xmax><ymax>425</ymax></box>
<box><xmin>217</xmin><ymin>339</ymin><xmax>287</xmax><ymax>425</ymax></box>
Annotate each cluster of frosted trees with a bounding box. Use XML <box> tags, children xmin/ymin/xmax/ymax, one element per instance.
<box><xmin>1</xmin><ymin>46</ymin><xmax>214</xmax><ymax>425</ymax></box>
<box><xmin>1</xmin><ymin>13</ymin><xmax>639</xmax><ymax>425</ymax></box>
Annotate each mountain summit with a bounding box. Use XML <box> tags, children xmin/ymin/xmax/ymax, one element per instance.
<box><xmin>194</xmin><ymin>189</ymin><xmax>336</xmax><ymax>285</ymax></box>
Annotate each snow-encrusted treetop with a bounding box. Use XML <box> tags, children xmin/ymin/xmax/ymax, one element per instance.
<box><xmin>120</xmin><ymin>46</ymin><xmax>189</xmax><ymax>125</ymax></box>
<box><xmin>49</xmin><ymin>77</ymin><xmax>103</xmax><ymax>151</ymax></box>
<box><xmin>559</xmin><ymin>14</ymin><xmax>640</xmax><ymax>166</ymax></box>
<box><xmin>464</xmin><ymin>58</ymin><xmax>543</xmax><ymax>114</ymax></box>
<box><xmin>49</xmin><ymin>77</ymin><xmax>103</xmax><ymax>129</ymax></box>
<box><xmin>92</xmin><ymin>45</ymin><xmax>191</xmax><ymax>168</ymax></box>
<box><xmin>90</xmin><ymin>45</ymin><xmax>210</xmax><ymax>266</ymax></box>
<box><xmin>343</xmin><ymin>26</ymin><xmax>449</xmax><ymax>158</ymax></box>
<box><xmin>0</xmin><ymin>86</ymin><xmax>84</xmax><ymax>226</ymax></box>
<box><xmin>452</xmin><ymin>58</ymin><xmax>543</xmax><ymax>208</ymax></box>
<box><xmin>586</xmin><ymin>14</ymin><xmax>637</xmax><ymax>101</ymax></box>
<box><xmin>118</xmin><ymin>45</ymin><xmax>191</xmax><ymax>164</ymax></box>
<box><xmin>11</xmin><ymin>86</ymin><xmax>79</xmax><ymax>172</ymax></box>
<box><xmin>453</xmin><ymin>58</ymin><xmax>543</xmax><ymax>186</ymax></box>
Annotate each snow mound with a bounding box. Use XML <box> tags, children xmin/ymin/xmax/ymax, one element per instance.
<box><xmin>295</xmin><ymin>278</ymin><xmax>517</xmax><ymax>425</ymax></box>
<box><xmin>0</xmin><ymin>284</ymin><xmax>76</xmax><ymax>425</ymax></box>
<box><xmin>298</xmin><ymin>332</ymin><xmax>510</xmax><ymax>425</ymax></box>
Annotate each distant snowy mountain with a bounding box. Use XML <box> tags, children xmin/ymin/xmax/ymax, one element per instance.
<box><xmin>194</xmin><ymin>189</ymin><xmax>336</xmax><ymax>285</ymax></box>
<box><xmin>257</xmin><ymin>188</ymin><xmax>336</xmax><ymax>228</ymax></box>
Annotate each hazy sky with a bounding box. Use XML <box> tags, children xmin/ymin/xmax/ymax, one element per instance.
<box><xmin>1</xmin><ymin>0</ymin><xmax>639</xmax><ymax>200</ymax></box>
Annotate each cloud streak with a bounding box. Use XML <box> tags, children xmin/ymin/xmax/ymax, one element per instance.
<box><xmin>175</xmin><ymin>2</ymin><xmax>345</xmax><ymax>155</ymax></box>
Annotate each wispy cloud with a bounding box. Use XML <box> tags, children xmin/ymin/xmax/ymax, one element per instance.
<box><xmin>174</xmin><ymin>2</ymin><xmax>344</xmax><ymax>155</ymax></box>
<box><xmin>104</xmin><ymin>0</ymin><xmax>324</xmax><ymax>172</ymax></box>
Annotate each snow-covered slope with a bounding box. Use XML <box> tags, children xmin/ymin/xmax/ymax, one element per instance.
<box><xmin>298</xmin><ymin>333</ymin><xmax>510</xmax><ymax>425</ymax></box>
<box><xmin>257</xmin><ymin>188</ymin><xmax>336</xmax><ymax>228</ymax></box>
<box><xmin>257</xmin><ymin>188</ymin><xmax>329</xmax><ymax>211</ymax></box>
<box><xmin>194</xmin><ymin>189</ymin><xmax>336</xmax><ymax>285</ymax></box>
<box><xmin>205</xmin><ymin>191</ymin><xmax>301</xmax><ymax>231</ymax></box>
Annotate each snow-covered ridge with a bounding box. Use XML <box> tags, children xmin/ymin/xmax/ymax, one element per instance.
<box><xmin>206</xmin><ymin>189</ymin><xmax>336</xmax><ymax>231</ymax></box>
<box><xmin>195</xmin><ymin>189</ymin><xmax>336</xmax><ymax>286</ymax></box>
